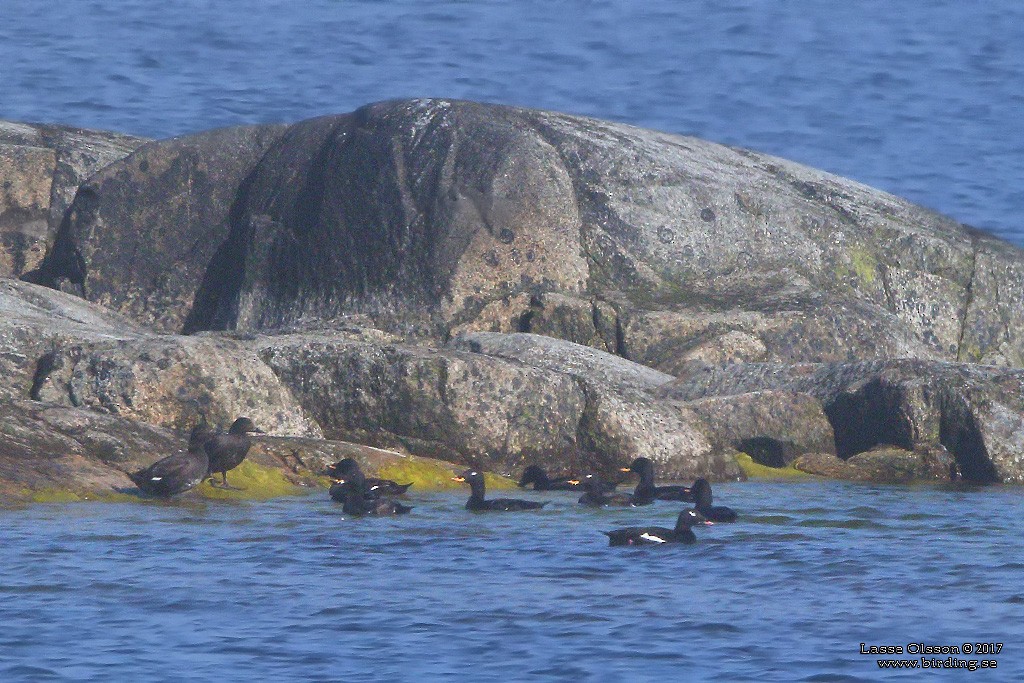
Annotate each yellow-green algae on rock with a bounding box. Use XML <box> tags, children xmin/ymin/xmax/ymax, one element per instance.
<box><xmin>194</xmin><ymin>460</ymin><xmax>308</xmax><ymax>500</ymax></box>
<box><xmin>376</xmin><ymin>456</ymin><xmax>517</xmax><ymax>491</ymax></box>
<box><xmin>734</xmin><ymin>453</ymin><xmax>818</xmax><ymax>480</ymax></box>
<box><xmin>25</xmin><ymin>488</ymin><xmax>138</xmax><ymax>504</ymax></box>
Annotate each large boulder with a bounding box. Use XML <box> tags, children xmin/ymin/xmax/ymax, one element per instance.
<box><xmin>30</xmin><ymin>333</ymin><xmax>321</xmax><ymax>439</ymax></box>
<box><xmin>258</xmin><ymin>333</ymin><xmax>593</xmax><ymax>476</ymax></box>
<box><xmin>257</xmin><ymin>332</ymin><xmax>742</xmax><ymax>481</ymax></box>
<box><xmin>659</xmin><ymin>358</ymin><xmax>1024</xmax><ymax>483</ymax></box>
<box><xmin>5</xmin><ymin>100</ymin><xmax>1024</xmax><ymax>489</ymax></box>
<box><xmin>37</xmin><ymin>124</ymin><xmax>287</xmax><ymax>332</ymax></box>
<box><xmin>446</xmin><ymin>332</ymin><xmax>741</xmax><ymax>480</ymax></box>
<box><xmin>685</xmin><ymin>390</ymin><xmax>836</xmax><ymax>467</ymax></box>
<box><xmin>0</xmin><ymin>277</ymin><xmax>144</xmax><ymax>402</ymax></box>
<box><xmin>25</xmin><ymin>100</ymin><xmax>1024</xmax><ymax>368</ymax></box>
<box><xmin>175</xmin><ymin>99</ymin><xmax>1022</xmax><ymax>370</ymax></box>
<box><xmin>1</xmin><ymin>121</ymin><xmax>145</xmax><ymax>279</ymax></box>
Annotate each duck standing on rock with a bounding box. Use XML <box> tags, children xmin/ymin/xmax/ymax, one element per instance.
<box><xmin>325</xmin><ymin>458</ymin><xmax>412</xmax><ymax>497</ymax></box>
<box><xmin>604</xmin><ymin>509</ymin><xmax>711</xmax><ymax>546</ymax></box>
<box><xmin>691</xmin><ymin>478</ymin><xmax>737</xmax><ymax>522</ymax></box>
<box><xmin>127</xmin><ymin>424</ymin><xmax>211</xmax><ymax>498</ymax></box>
<box><xmin>621</xmin><ymin>457</ymin><xmax>693</xmax><ymax>502</ymax></box>
<box><xmin>454</xmin><ymin>469</ymin><xmax>546</xmax><ymax>511</ymax></box>
<box><xmin>329</xmin><ymin>459</ymin><xmax>413</xmax><ymax>516</ymax></box>
<box><xmin>205</xmin><ymin>417</ymin><xmax>263</xmax><ymax>490</ymax></box>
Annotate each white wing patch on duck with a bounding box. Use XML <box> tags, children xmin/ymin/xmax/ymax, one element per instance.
<box><xmin>639</xmin><ymin>532</ymin><xmax>666</xmax><ymax>543</ymax></box>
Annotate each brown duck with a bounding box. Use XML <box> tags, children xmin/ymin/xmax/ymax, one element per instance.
<box><xmin>127</xmin><ymin>424</ymin><xmax>212</xmax><ymax>498</ymax></box>
<box><xmin>204</xmin><ymin>417</ymin><xmax>263</xmax><ymax>489</ymax></box>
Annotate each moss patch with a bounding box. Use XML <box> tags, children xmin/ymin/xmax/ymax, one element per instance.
<box><xmin>850</xmin><ymin>247</ymin><xmax>878</xmax><ymax>285</ymax></box>
<box><xmin>484</xmin><ymin>471</ymin><xmax>516</xmax><ymax>491</ymax></box>
<box><xmin>26</xmin><ymin>488</ymin><xmax>138</xmax><ymax>504</ymax></box>
<box><xmin>195</xmin><ymin>460</ymin><xmax>306</xmax><ymax>500</ymax></box>
<box><xmin>734</xmin><ymin>453</ymin><xmax>818</xmax><ymax>480</ymax></box>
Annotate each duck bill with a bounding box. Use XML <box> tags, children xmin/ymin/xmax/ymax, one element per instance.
<box><xmin>618</xmin><ymin>467</ymin><xmax>631</xmax><ymax>473</ymax></box>
<box><xmin>451</xmin><ymin>476</ymin><xmax>466</xmax><ymax>482</ymax></box>
<box><xmin>567</xmin><ymin>480</ymin><xmax>580</xmax><ymax>486</ymax></box>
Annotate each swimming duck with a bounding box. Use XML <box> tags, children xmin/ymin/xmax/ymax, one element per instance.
<box><xmin>518</xmin><ymin>465</ymin><xmax>617</xmax><ymax>492</ymax></box>
<box><xmin>325</xmin><ymin>458</ymin><xmax>412</xmax><ymax>497</ymax></box>
<box><xmin>574</xmin><ymin>473</ymin><xmax>642</xmax><ymax>507</ymax></box>
<box><xmin>453</xmin><ymin>469</ymin><xmax>546</xmax><ymax>511</ymax></box>
<box><xmin>621</xmin><ymin>457</ymin><xmax>693</xmax><ymax>502</ymax></box>
<box><xmin>127</xmin><ymin>424</ymin><xmax>211</xmax><ymax>498</ymax></box>
<box><xmin>204</xmin><ymin>417</ymin><xmax>262</xmax><ymax>489</ymax></box>
<box><xmin>691</xmin><ymin>478</ymin><xmax>737</xmax><ymax>522</ymax></box>
<box><xmin>329</xmin><ymin>459</ymin><xmax>413</xmax><ymax>516</ymax></box>
<box><xmin>603</xmin><ymin>508</ymin><xmax>711</xmax><ymax>546</ymax></box>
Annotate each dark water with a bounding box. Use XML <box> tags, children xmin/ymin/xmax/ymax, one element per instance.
<box><xmin>2</xmin><ymin>483</ymin><xmax>1022</xmax><ymax>681</ymax></box>
<box><xmin>0</xmin><ymin>1</ymin><xmax>1022</xmax><ymax>243</ymax></box>
<box><xmin>2</xmin><ymin>3</ymin><xmax>1024</xmax><ymax>679</ymax></box>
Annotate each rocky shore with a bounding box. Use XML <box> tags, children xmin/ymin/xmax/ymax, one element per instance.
<box><xmin>3</xmin><ymin>99</ymin><xmax>1023</xmax><ymax>502</ymax></box>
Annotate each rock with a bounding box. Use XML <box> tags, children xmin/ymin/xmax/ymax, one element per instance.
<box><xmin>0</xmin><ymin>399</ymin><xmax>187</xmax><ymax>498</ymax></box>
<box><xmin>0</xmin><ymin>121</ymin><xmax>146</xmax><ymax>279</ymax></box>
<box><xmin>0</xmin><ymin>398</ymin><xmax>490</xmax><ymax>503</ymax></box>
<box><xmin>685</xmin><ymin>390</ymin><xmax>835</xmax><ymax>467</ymax></box>
<box><xmin>791</xmin><ymin>452</ymin><xmax>863</xmax><ymax>479</ymax></box>
<box><xmin>846</xmin><ymin>445</ymin><xmax>952</xmax><ymax>483</ymax></box>
<box><xmin>449</xmin><ymin>331</ymin><xmax>675</xmax><ymax>393</ymax></box>
<box><xmin>5</xmin><ymin>100</ymin><xmax>1024</xmax><ymax>490</ymax></box>
<box><xmin>0</xmin><ymin>277</ymin><xmax>144</xmax><ymax>402</ymax></box>
<box><xmin>37</xmin><ymin>124</ymin><xmax>288</xmax><ymax>332</ymax></box>
<box><xmin>659</xmin><ymin>358</ymin><xmax>1024</xmax><ymax>483</ymax></box>
<box><xmin>448</xmin><ymin>332</ymin><xmax>741</xmax><ymax>480</ymax></box>
<box><xmin>31</xmin><ymin>333</ymin><xmax>322</xmax><ymax>439</ymax></box>
<box><xmin>0</xmin><ymin>143</ymin><xmax>54</xmax><ymax>278</ymax></box>
<box><xmin>171</xmin><ymin>100</ymin><xmax>1022</xmax><ymax>371</ymax></box>
<box><xmin>258</xmin><ymin>333</ymin><xmax>590</xmax><ymax>475</ymax></box>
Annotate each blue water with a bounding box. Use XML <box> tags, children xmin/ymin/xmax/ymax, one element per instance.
<box><xmin>3</xmin><ymin>2</ymin><xmax>1024</xmax><ymax>679</ymax></box>
<box><xmin>0</xmin><ymin>1</ymin><xmax>1022</xmax><ymax>243</ymax></box>
<box><xmin>2</xmin><ymin>484</ymin><xmax>1022</xmax><ymax>681</ymax></box>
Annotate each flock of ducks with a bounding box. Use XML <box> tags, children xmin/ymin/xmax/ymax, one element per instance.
<box><xmin>127</xmin><ymin>417</ymin><xmax>737</xmax><ymax>547</ymax></box>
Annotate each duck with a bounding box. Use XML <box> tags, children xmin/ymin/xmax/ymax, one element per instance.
<box><xmin>691</xmin><ymin>477</ymin><xmax>737</xmax><ymax>522</ymax></box>
<box><xmin>127</xmin><ymin>424</ymin><xmax>211</xmax><ymax>498</ymax></box>
<box><xmin>574</xmin><ymin>473</ymin><xmax>643</xmax><ymax>507</ymax></box>
<box><xmin>621</xmin><ymin>457</ymin><xmax>693</xmax><ymax>502</ymax></box>
<box><xmin>329</xmin><ymin>459</ymin><xmax>413</xmax><ymax>516</ymax></box>
<box><xmin>518</xmin><ymin>465</ymin><xmax>618</xmax><ymax>492</ymax></box>
<box><xmin>204</xmin><ymin>417</ymin><xmax>263</xmax><ymax>489</ymax></box>
<box><xmin>517</xmin><ymin>465</ymin><xmax>579</xmax><ymax>491</ymax></box>
<box><xmin>325</xmin><ymin>458</ymin><xmax>412</xmax><ymax>497</ymax></box>
<box><xmin>453</xmin><ymin>469</ymin><xmax>546</xmax><ymax>511</ymax></box>
<box><xmin>603</xmin><ymin>508</ymin><xmax>711</xmax><ymax>546</ymax></box>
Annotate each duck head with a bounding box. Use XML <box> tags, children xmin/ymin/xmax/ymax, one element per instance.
<box><xmin>228</xmin><ymin>417</ymin><xmax>264</xmax><ymax>435</ymax></box>
<box><xmin>675</xmin><ymin>508</ymin><xmax>711</xmax><ymax>532</ymax></box>
<box><xmin>329</xmin><ymin>458</ymin><xmax>366</xmax><ymax>487</ymax></box>
<box><xmin>621</xmin><ymin>457</ymin><xmax>655</xmax><ymax>486</ymax></box>
<box><xmin>691</xmin><ymin>478</ymin><xmax>713</xmax><ymax>507</ymax></box>
<box><xmin>453</xmin><ymin>468</ymin><xmax>486</xmax><ymax>497</ymax></box>
<box><xmin>570</xmin><ymin>473</ymin><xmax>604</xmax><ymax>493</ymax></box>
<box><xmin>325</xmin><ymin>457</ymin><xmax>359</xmax><ymax>480</ymax></box>
<box><xmin>517</xmin><ymin>465</ymin><xmax>548</xmax><ymax>488</ymax></box>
